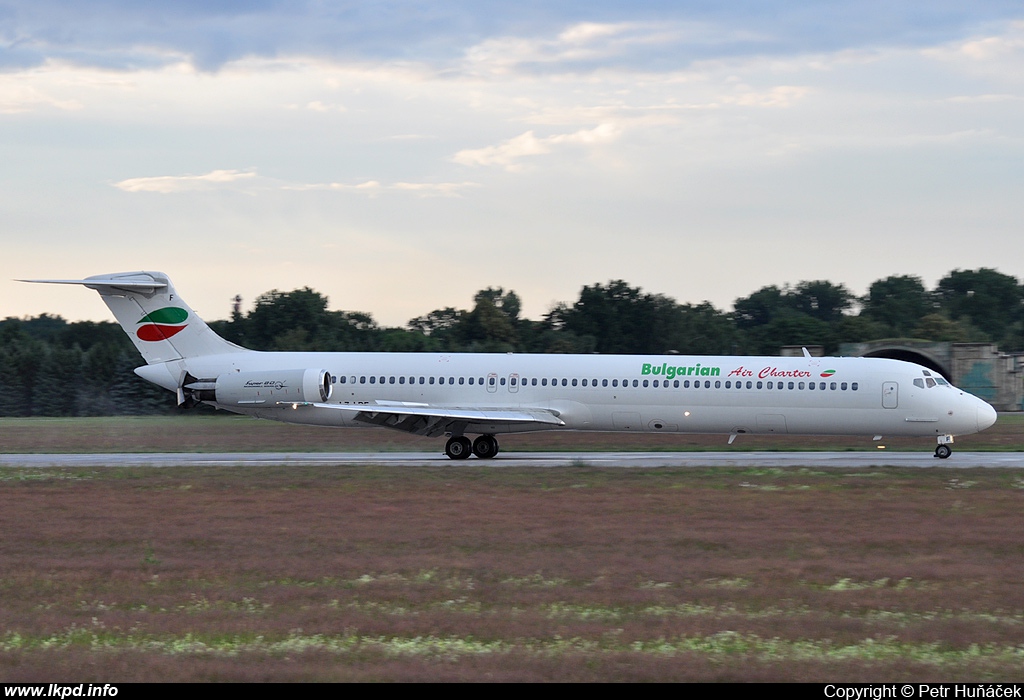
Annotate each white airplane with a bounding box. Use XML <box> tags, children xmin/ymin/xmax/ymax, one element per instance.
<box><xmin>24</xmin><ymin>271</ymin><xmax>998</xmax><ymax>460</ymax></box>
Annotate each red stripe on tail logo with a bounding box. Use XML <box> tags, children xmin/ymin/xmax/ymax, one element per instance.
<box><xmin>136</xmin><ymin>307</ymin><xmax>188</xmax><ymax>342</ymax></box>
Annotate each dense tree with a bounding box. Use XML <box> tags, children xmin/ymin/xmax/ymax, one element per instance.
<box><xmin>5</xmin><ymin>267</ymin><xmax>1024</xmax><ymax>416</ymax></box>
<box><xmin>934</xmin><ymin>268</ymin><xmax>1022</xmax><ymax>343</ymax></box>
<box><xmin>791</xmin><ymin>280</ymin><xmax>854</xmax><ymax>324</ymax></box>
<box><xmin>861</xmin><ymin>275</ymin><xmax>932</xmax><ymax>337</ymax></box>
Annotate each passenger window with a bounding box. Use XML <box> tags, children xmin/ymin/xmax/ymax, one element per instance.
<box><xmin>756</xmin><ymin>381</ymin><xmax>763</xmax><ymax>389</ymax></box>
<box><xmin>602</xmin><ymin>379</ymin><xmax>608</xmax><ymax>387</ymax></box>
<box><xmin>798</xmin><ymin>382</ymin><xmax>804</xmax><ymax>390</ymax></box>
<box><xmin>852</xmin><ymin>382</ymin><xmax>858</xmax><ymax>390</ymax></box>
<box><xmin>369</xmin><ymin>376</ymin><xmax>376</xmax><ymax>384</ymax></box>
<box><xmin>510</xmin><ymin>377</ymin><xmax>517</xmax><ymax>386</ymax></box>
<box><xmin>469</xmin><ymin>377</ymin><xmax>475</xmax><ymax>385</ymax></box>
<box><xmin>500</xmin><ymin>377</ymin><xmax>506</xmax><ymax>385</ymax></box>
<box><xmin>809</xmin><ymin>382</ymin><xmax>815</xmax><ymax>390</ymax></box>
<box><xmin>652</xmin><ymin>380</ymin><xmax>658</xmax><ymax>388</ymax></box>
<box><xmin>429</xmin><ymin>377</ymin><xmax>435</xmax><ymax>385</ymax></box>
<box><xmin>632</xmin><ymin>379</ymin><xmax>638</xmax><ymax>387</ymax></box>
<box><xmin>360</xmin><ymin>376</ymin><xmax>366</xmax><ymax>384</ymax></box>
<box><xmin>746</xmin><ymin>381</ymin><xmax>752</xmax><ymax>389</ymax></box>
<box><xmin>725</xmin><ymin>381</ymin><xmax>731</xmax><ymax>388</ymax></box>
<box><xmin>399</xmin><ymin>376</ymin><xmax>405</xmax><ymax>384</ymax></box>
<box><xmin>532</xmin><ymin>378</ymin><xmax>538</xmax><ymax>386</ymax></box>
<box><xmin>459</xmin><ymin>377</ymin><xmax>465</xmax><ymax>385</ymax></box>
<box><xmin>542</xmin><ymin>378</ymin><xmax>548</xmax><ymax>386</ymax></box>
<box><xmin>419</xmin><ymin>377</ymin><xmax>425</xmax><ymax>384</ymax></box>
<box><xmin>582</xmin><ymin>379</ymin><xmax>588</xmax><ymax>387</ymax></box>
<box><xmin>683</xmin><ymin>380</ymin><xmax>690</xmax><ymax>388</ymax></box>
<box><xmin>715</xmin><ymin>381</ymin><xmax>721</xmax><ymax>388</ymax></box>
<box><xmin>448</xmin><ymin>377</ymin><xmax>455</xmax><ymax>385</ymax></box>
<box><xmin>572</xmin><ymin>379</ymin><xmax>578</xmax><ymax>386</ymax></box>
<box><xmin>489</xmin><ymin>377</ymin><xmax>495</xmax><ymax>386</ymax></box>
<box><xmin>673</xmin><ymin>380</ymin><xmax>679</xmax><ymax>388</ymax></box>
<box><xmin>612</xmin><ymin>379</ymin><xmax>618</xmax><ymax>387</ymax></box>
<box><xmin>788</xmin><ymin>382</ymin><xmax>794</xmax><ymax>390</ymax></box>
<box><xmin>819</xmin><ymin>382</ymin><xmax>826</xmax><ymax>390</ymax></box>
<box><xmin>841</xmin><ymin>382</ymin><xmax>847</xmax><ymax>390</ymax></box>
<box><xmin>830</xmin><ymin>382</ymin><xmax>836</xmax><ymax>390</ymax></box>
<box><xmin>563</xmin><ymin>379</ymin><xmax>569</xmax><ymax>386</ymax></box>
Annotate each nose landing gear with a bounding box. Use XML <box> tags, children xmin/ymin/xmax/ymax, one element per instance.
<box><xmin>934</xmin><ymin>435</ymin><xmax>954</xmax><ymax>459</ymax></box>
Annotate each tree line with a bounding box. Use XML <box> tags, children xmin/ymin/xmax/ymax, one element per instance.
<box><xmin>2</xmin><ymin>268</ymin><xmax>1022</xmax><ymax>416</ymax></box>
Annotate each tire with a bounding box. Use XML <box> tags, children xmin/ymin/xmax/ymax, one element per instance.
<box><xmin>445</xmin><ymin>436</ymin><xmax>472</xmax><ymax>460</ymax></box>
<box><xmin>935</xmin><ymin>444</ymin><xmax>952</xmax><ymax>459</ymax></box>
<box><xmin>473</xmin><ymin>435</ymin><xmax>498</xmax><ymax>459</ymax></box>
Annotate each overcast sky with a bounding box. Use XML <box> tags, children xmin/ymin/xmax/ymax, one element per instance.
<box><xmin>3</xmin><ymin>1</ymin><xmax>1023</xmax><ymax>326</ymax></box>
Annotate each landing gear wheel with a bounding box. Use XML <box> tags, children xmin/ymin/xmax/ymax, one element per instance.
<box><xmin>472</xmin><ymin>435</ymin><xmax>499</xmax><ymax>459</ymax></box>
<box><xmin>935</xmin><ymin>444</ymin><xmax>952</xmax><ymax>459</ymax></box>
<box><xmin>445</xmin><ymin>436</ymin><xmax>472</xmax><ymax>460</ymax></box>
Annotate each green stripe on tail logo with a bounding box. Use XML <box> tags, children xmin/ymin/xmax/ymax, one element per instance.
<box><xmin>138</xmin><ymin>307</ymin><xmax>188</xmax><ymax>324</ymax></box>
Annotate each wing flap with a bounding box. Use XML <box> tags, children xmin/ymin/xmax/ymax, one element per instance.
<box><xmin>284</xmin><ymin>401</ymin><xmax>564</xmax><ymax>437</ymax></box>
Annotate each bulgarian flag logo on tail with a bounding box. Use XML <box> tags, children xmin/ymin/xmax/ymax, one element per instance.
<box><xmin>137</xmin><ymin>307</ymin><xmax>188</xmax><ymax>342</ymax></box>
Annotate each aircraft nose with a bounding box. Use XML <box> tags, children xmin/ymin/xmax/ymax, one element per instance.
<box><xmin>977</xmin><ymin>402</ymin><xmax>998</xmax><ymax>432</ymax></box>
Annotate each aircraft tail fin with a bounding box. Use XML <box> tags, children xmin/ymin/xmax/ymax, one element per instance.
<box><xmin>20</xmin><ymin>271</ymin><xmax>248</xmax><ymax>364</ymax></box>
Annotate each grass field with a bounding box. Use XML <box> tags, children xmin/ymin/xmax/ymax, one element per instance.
<box><xmin>2</xmin><ymin>416</ymin><xmax>1022</xmax><ymax>681</ymax></box>
<box><xmin>1</xmin><ymin>413</ymin><xmax>1022</xmax><ymax>453</ymax></box>
<box><xmin>2</xmin><ymin>463</ymin><xmax>1024</xmax><ymax>681</ymax></box>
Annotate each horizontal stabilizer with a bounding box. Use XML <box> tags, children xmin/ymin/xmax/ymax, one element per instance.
<box><xmin>19</xmin><ymin>277</ymin><xmax>168</xmax><ymax>292</ymax></box>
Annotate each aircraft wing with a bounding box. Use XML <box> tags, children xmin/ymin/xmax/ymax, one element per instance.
<box><xmin>287</xmin><ymin>401</ymin><xmax>565</xmax><ymax>437</ymax></box>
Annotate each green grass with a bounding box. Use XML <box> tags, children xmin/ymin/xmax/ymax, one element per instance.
<box><xmin>1</xmin><ymin>413</ymin><xmax>1021</xmax><ymax>453</ymax></box>
<box><xmin>2</xmin><ymin>464</ymin><xmax>1024</xmax><ymax>680</ymax></box>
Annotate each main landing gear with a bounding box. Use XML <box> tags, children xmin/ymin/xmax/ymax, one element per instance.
<box><xmin>444</xmin><ymin>434</ymin><xmax>499</xmax><ymax>460</ymax></box>
<box><xmin>934</xmin><ymin>435</ymin><xmax>954</xmax><ymax>459</ymax></box>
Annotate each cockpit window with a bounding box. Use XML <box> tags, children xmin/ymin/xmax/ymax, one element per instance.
<box><xmin>926</xmin><ymin>378</ymin><xmax>936</xmax><ymax>388</ymax></box>
<box><xmin>914</xmin><ymin>379</ymin><xmax>925</xmax><ymax>389</ymax></box>
<box><xmin>936</xmin><ymin>378</ymin><xmax>949</xmax><ymax>386</ymax></box>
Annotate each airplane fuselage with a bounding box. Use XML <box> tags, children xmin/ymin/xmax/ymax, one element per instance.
<box><xmin>26</xmin><ymin>272</ymin><xmax>998</xmax><ymax>460</ymax></box>
<box><xmin>138</xmin><ymin>351</ymin><xmax>994</xmax><ymax>440</ymax></box>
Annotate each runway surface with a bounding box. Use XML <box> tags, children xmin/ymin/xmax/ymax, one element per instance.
<box><xmin>2</xmin><ymin>451</ymin><xmax>1024</xmax><ymax>468</ymax></box>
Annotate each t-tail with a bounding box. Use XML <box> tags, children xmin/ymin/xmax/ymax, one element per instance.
<box><xmin>20</xmin><ymin>271</ymin><xmax>246</xmax><ymax>364</ymax></box>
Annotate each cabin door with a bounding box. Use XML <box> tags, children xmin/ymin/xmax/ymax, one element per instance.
<box><xmin>882</xmin><ymin>382</ymin><xmax>899</xmax><ymax>409</ymax></box>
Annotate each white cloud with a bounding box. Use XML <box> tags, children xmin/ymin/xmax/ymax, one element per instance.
<box><xmin>114</xmin><ymin>170</ymin><xmax>479</xmax><ymax>197</ymax></box>
<box><xmin>452</xmin><ymin>124</ymin><xmax>621</xmax><ymax>171</ymax></box>
<box><xmin>113</xmin><ymin>169</ymin><xmax>258</xmax><ymax>193</ymax></box>
<box><xmin>0</xmin><ymin>75</ymin><xmax>83</xmax><ymax>113</ymax></box>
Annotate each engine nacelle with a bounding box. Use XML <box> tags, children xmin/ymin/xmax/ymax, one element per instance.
<box><xmin>199</xmin><ymin>369</ymin><xmax>333</xmax><ymax>406</ymax></box>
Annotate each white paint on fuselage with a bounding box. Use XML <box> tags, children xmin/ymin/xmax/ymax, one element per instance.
<box><xmin>171</xmin><ymin>352</ymin><xmax>995</xmax><ymax>439</ymax></box>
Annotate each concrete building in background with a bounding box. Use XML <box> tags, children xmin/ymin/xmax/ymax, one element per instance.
<box><xmin>839</xmin><ymin>341</ymin><xmax>1024</xmax><ymax>411</ymax></box>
